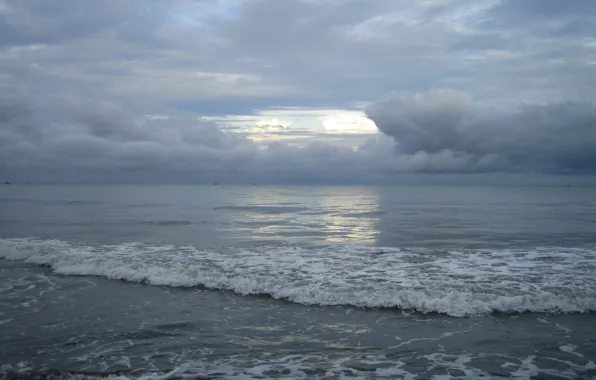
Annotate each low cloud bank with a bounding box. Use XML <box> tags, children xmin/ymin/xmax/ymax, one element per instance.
<box><xmin>366</xmin><ymin>90</ymin><xmax>596</xmax><ymax>174</ymax></box>
<box><xmin>2</xmin><ymin>90</ymin><xmax>596</xmax><ymax>184</ymax></box>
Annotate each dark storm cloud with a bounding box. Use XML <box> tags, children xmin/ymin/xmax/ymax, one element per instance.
<box><xmin>366</xmin><ymin>90</ymin><xmax>596</xmax><ymax>173</ymax></box>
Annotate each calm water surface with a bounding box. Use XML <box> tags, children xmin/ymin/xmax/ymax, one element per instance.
<box><xmin>1</xmin><ymin>184</ymin><xmax>595</xmax><ymax>379</ymax></box>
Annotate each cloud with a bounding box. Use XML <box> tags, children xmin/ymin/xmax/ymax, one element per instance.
<box><xmin>2</xmin><ymin>0</ymin><xmax>595</xmax><ymax>112</ymax></box>
<box><xmin>485</xmin><ymin>0</ymin><xmax>596</xmax><ymax>26</ymax></box>
<box><xmin>0</xmin><ymin>94</ymin><xmax>395</xmax><ymax>182</ymax></box>
<box><xmin>1</xmin><ymin>1</ymin><xmax>596</xmax><ymax>182</ymax></box>
<box><xmin>366</xmin><ymin>90</ymin><xmax>596</xmax><ymax>173</ymax></box>
<box><xmin>3</xmin><ymin>90</ymin><xmax>594</xmax><ymax>183</ymax></box>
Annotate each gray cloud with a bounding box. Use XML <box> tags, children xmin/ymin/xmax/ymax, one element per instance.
<box><xmin>0</xmin><ymin>95</ymin><xmax>252</xmax><ymax>169</ymax></box>
<box><xmin>1</xmin><ymin>1</ymin><xmax>596</xmax><ymax>181</ymax></box>
<box><xmin>0</xmin><ymin>95</ymin><xmax>399</xmax><ymax>182</ymax></box>
<box><xmin>3</xmin><ymin>0</ymin><xmax>595</xmax><ymax>109</ymax></box>
<box><xmin>366</xmin><ymin>90</ymin><xmax>596</xmax><ymax>174</ymax></box>
<box><xmin>486</xmin><ymin>0</ymin><xmax>596</xmax><ymax>26</ymax></box>
<box><xmin>4</xmin><ymin>90</ymin><xmax>594</xmax><ymax>182</ymax></box>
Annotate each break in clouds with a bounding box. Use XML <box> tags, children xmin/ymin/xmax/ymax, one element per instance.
<box><xmin>1</xmin><ymin>0</ymin><xmax>596</xmax><ymax>182</ymax></box>
<box><xmin>2</xmin><ymin>92</ymin><xmax>596</xmax><ymax>182</ymax></box>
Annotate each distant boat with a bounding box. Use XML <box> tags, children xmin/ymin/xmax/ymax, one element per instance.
<box><xmin>213</xmin><ymin>182</ymin><xmax>218</xmax><ymax>186</ymax></box>
<box><xmin>4</xmin><ymin>181</ymin><xmax>11</xmax><ymax>185</ymax></box>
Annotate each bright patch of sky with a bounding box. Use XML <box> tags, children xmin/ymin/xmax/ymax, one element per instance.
<box><xmin>200</xmin><ymin>108</ymin><xmax>378</xmax><ymax>143</ymax></box>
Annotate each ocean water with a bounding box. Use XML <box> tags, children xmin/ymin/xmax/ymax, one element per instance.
<box><xmin>0</xmin><ymin>184</ymin><xmax>595</xmax><ymax>379</ymax></box>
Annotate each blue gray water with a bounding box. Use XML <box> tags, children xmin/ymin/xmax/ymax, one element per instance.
<box><xmin>1</xmin><ymin>184</ymin><xmax>595</xmax><ymax>379</ymax></box>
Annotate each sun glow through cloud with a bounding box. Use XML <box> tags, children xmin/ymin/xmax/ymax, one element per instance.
<box><xmin>321</xmin><ymin>112</ymin><xmax>378</xmax><ymax>134</ymax></box>
<box><xmin>201</xmin><ymin>108</ymin><xmax>379</xmax><ymax>143</ymax></box>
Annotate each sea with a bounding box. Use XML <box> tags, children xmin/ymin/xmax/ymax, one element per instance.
<box><xmin>0</xmin><ymin>184</ymin><xmax>595</xmax><ymax>380</ymax></box>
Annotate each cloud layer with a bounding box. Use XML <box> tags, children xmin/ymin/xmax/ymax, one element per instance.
<box><xmin>1</xmin><ymin>0</ymin><xmax>595</xmax><ymax>181</ymax></box>
<box><xmin>367</xmin><ymin>90</ymin><xmax>596</xmax><ymax>174</ymax></box>
<box><xmin>2</xmin><ymin>90</ymin><xmax>595</xmax><ymax>182</ymax></box>
<box><xmin>0</xmin><ymin>94</ymin><xmax>396</xmax><ymax>182</ymax></box>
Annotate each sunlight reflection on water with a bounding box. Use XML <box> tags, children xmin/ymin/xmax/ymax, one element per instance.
<box><xmin>231</xmin><ymin>186</ymin><xmax>382</xmax><ymax>245</ymax></box>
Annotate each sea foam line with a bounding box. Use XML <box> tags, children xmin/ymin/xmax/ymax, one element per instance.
<box><xmin>1</xmin><ymin>238</ymin><xmax>595</xmax><ymax>317</ymax></box>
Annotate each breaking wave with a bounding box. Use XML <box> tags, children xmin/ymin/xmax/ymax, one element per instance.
<box><xmin>0</xmin><ymin>238</ymin><xmax>595</xmax><ymax>317</ymax></box>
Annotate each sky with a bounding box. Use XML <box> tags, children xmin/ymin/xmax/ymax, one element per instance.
<box><xmin>1</xmin><ymin>0</ymin><xmax>595</xmax><ymax>183</ymax></box>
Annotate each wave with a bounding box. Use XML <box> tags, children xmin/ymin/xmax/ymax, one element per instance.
<box><xmin>344</xmin><ymin>210</ymin><xmax>387</xmax><ymax>217</ymax></box>
<box><xmin>293</xmin><ymin>209</ymin><xmax>387</xmax><ymax>217</ymax></box>
<box><xmin>214</xmin><ymin>205</ymin><xmax>309</xmax><ymax>214</ymax></box>
<box><xmin>138</xmin><ymin>220</ymin><xmax>193</xmax><ymax>226</ymax></box>
<box><xmin>1</xmin><ymin>238</ymin><xmax>595</xmax><ymax>317</ymax></box>
<box><xmin>122</xmin><ymin>202</ymin><xmax>168</xmax><ymax>208</ymax></box>
<box><xmin>47</xmin><ymin>200</ymin><xmax>105</xmax><ymax>206</ymax></box>
<box><xmin>4</xmin><ymin>353</ymin><xmax>596</xmax><ymax>380</ymax></box>
<box><xmin>0</xmin><ymin>197</ymin><xmax>43</xmax><ymax>204</ymax></box>
<box><xmin>0</xmin><ymin>198</ymin><xmax>104</xmax><ymax>206</ymax></box>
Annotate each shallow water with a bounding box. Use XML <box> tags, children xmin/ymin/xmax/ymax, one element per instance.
<box><xmin>1</xmin><ymin>184</ymin><xmax>595</xmax><ymax>379</ymax></box>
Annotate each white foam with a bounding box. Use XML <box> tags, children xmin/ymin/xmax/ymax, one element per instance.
<box><xmin>3</xmin><ymin>351</ymin><xmax>596</xmax><ymax>380</ymax></box>
<box><xmin>1</xmin><ymin>238</ymin><xmax>595</xmax><ymax>317</ymax></box>
<box><xmin>559</xmin><ymin>344</ymin><xmax>583</xmax><ymax>357</ymax></box>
